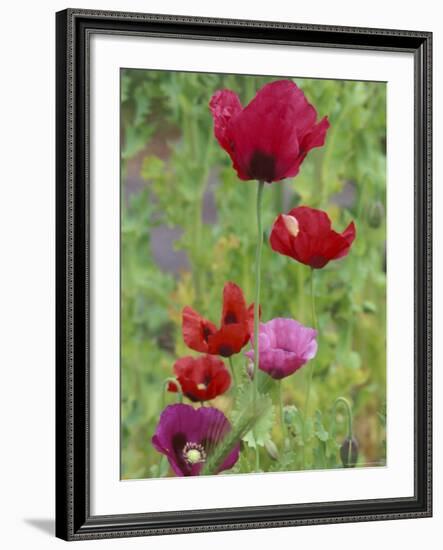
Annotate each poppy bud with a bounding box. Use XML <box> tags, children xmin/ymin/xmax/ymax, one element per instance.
<box><xmin>362</xmin><ymin>300</ymin><xmax>377</xmax><ymax>314</ymax></box>
<box><xmin>246</xmin><ymin>359</ymin><xmax>254</xmax><ymax>380</ymax></box>
<box><xmin>283</xmin><ymin>405</ymin><xmax>298</xmax><ymax>426</ymax></box>
<box><xmin>340</xmin><ymin>437</ymin><xmax>359</xmax><ymax>468</ymax></box>
<box><xmin>367</xmin><ymin>201</ymin><xmax>384</xmax><ymax>229</ymax></box>
<box><xmin>264</xmin><ymin>439</ymin><xmax>280</xmax><ymax>461</ymax></box>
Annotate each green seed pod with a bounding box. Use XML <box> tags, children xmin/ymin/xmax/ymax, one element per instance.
<box><xmin>367</xmin><ymin>201</ymin><xmax>385</xmax><ymax>229</ymax></box>
<box><xmin>340</xmin><ymin>437</ymin><xmax>359</xmax><ymax>468</ymax></box>
<box><xmin>283</xmin><ymin>405</ymin><xmax>298</xmax><ymax>426</ymax></box>
<box><xmin>362</xmin><ymin>300</ymin><xmax>377</xmax><ymax>314</ymax></box>
<box><xmin>264</xmin><ymin>439</ymin><xmax>280</xmax><ymax>461</ymax></box>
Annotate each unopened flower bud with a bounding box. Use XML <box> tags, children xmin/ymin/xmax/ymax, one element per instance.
<box><xmin>340</xmin><ymin>437</ymin><xmax>359</xmax><ymax>468</ymax></box>
<box><xmin>367</xmin><ymin>201</ymin><xmax>384</xmax><ymax>229</ymax></box>
<box><xmin>362</xmin><ymin>300</ymin><xmax>377</xmax><ymax>314</ymax></box>
<box><xmin>246</xmin><ymin>359</ymin><xmax>255</xmax><ymax>381</ymax></box>
<box><xmin>283</xmin><ymin>405</ymin><xmax>298</xmax><ymax>426</ymax></box>
<box><xmin>264</xmin><ymin>439</ymin><xmax>280</xmax><ymax>461</ymax></box>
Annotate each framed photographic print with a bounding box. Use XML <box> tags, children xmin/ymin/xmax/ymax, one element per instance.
<box><xmin>55</xmin><ymin>8</ymin><xmax>432</xmax><ymax>541</ymax></box>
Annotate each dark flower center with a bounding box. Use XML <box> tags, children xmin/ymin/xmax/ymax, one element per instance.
<box><xmin>171</xmin><ymin>432</ymin><xmax>190</xmax><ymax>473</ymax></box>
<box><xmin>218</xmin><ymin>344</ymin><xmax>234</xmax><ymax>357</ymax></box>
<box><xmin>248</xmin><ymin>150</ymin><xmax>276</xmax><ymax>182</ymax></box>
<box><xmin>202</xmin><ymin>324</ymin><xmax>213</xmax><ymax>342</ymax></box>
<box><xmin>224</xmin><ymin>311</ymin><xmax>238</xmax><ymax>324</ymax></box>
<box><xmin>308</xmin><ymin>254</ymin><xmax>329</xmax><ymax>269</ymax></box>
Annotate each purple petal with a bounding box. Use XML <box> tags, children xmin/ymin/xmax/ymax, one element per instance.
<box><xmin>151</xmin><ymin>404</ymin><xmax>239</xmax><ymax>476</ymax></box>
<box><xmin>247</xmin><ymin>318</ymin><xmax>317</xmax><ymax>380</ymax></box>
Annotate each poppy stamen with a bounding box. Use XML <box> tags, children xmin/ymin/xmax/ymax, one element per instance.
<box><xmin>183</xmin><ymin>442</ymin><xmax>207</xmax><ymax>465</ymax></box>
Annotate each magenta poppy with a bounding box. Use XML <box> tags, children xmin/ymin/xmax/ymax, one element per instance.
<box><xmin>168</xmin><ymin>355</ymin><xmax>231</xmax><ymax>402</ymax></box>
<box><xmin>209</xmin><ymin>79</ymin><xmax>329</xmax><ymax>183</ymax></box>
<box><xmin>152</xmin><ymin>404</ymin><xmax>240</xmax><ymax>476</ymax></box>
<box><xmin>245</xmin><ymin>318</ymin><xmax>317</xmax><ymax>379</ymax></box>
<box><xmin>182</xmin><ymin>282</ymin><xmax>255</xmax><ymax>358</ymax></box>
<box><xmin>270</xmin><ymin>206</ymin><xmax>356</xmax><ymax>269</ymax></box>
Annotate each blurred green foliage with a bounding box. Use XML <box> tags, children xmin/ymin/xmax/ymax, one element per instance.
<box><xmin>121</xmin><ymin>69</ymin><xmax>387</xmax><ymax>479</ymax></box>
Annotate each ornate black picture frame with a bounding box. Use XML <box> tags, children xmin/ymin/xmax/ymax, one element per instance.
<box><xmin>55</xmin><ymin>8</ymin><xmax>432</xmax><ymax>541</ymax></box>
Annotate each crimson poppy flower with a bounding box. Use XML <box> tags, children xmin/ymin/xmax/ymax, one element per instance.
<box><xmin>152</xmin><ymin>404</ymin><xmax>240</xmax><ymax>476</ymax></box>
<box><xmin>209</xmin><ymin>79</ymin><xmax>329</xmax><ymax>183</ymax></box>
<box><xmin>182</xmin><ymin>282</ymin><xmax>255</xmax><ymax>357</ymax></box>
<box><xmin>270</xmin><ymin>206</ymin><xmax>356</xmax><ymax>269</ymax></box>
<box><xmin>245</xmin><ymin>318</ymin><xmax>317</xmax><ymax>379</ymax></box>
<box><xmin>168</xmin><ymin>355</ymin><xmax>231</xmax><ymax>402</ymax></box>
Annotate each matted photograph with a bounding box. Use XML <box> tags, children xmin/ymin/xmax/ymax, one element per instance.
<box><xmin>120</xmin><ymin>70</ymin><xmax>387</xmax><ymax>480</ymax></box>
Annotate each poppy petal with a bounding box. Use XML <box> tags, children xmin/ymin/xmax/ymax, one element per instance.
<box><xmin>270</xmin><ymin>206</ymin><xmax>356</xmax><ymax>269</ymax></box>
<box><xmin>182</xmin><ymin>306</ymin><xmax>217</xmax><ymax>353</ymax></box>
<box><xmin>228</xmin><ymin>82</ymin><xmax>302</xmax><ymax>181</ymax></box>
<box><xmin>221</xmin><ymin>282</ymin><xmax>248</xmax><ymax>327</ymax></box>
<box><xmin>208</xmin><ymin>324</ymin><xmax>250</xmax><ymax>357</ymax></box>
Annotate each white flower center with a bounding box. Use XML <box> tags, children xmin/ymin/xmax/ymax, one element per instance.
<box><xmin>183</xmin><ymin>442</ymin><xmax>206</xmax><ymax>465</ymax></box>
<box><xmin>196</xmin><ymin>383</ymin><xmax>207</xmax><ymax>391</ymax></box>
<box><xmin>282</xmin><ymin>214</ymin><xmax>299</xmax><ymax>237</ymax></box>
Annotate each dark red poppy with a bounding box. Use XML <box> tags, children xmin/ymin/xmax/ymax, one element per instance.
<box><xmin>168</xmin><ymin>355</ymin><xmax>231</xmax><ymax>402</ymax></box>
<box><xmin>182</xmin><ymin>282</ymin><xmax>255</xmax><ymax>358</ymax></box>
<box><xmin>270</xmin><ymin>206</ymin><xmax>356</xmax><ymax>269</ymax></box>
<box><xmin>209</xmin><ymin>79</ymin><xmax>329</xmax><ymax>183</ymax></box>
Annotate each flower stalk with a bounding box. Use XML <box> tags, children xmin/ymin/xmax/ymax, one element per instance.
<box><xmin>279</xmin><ymin>381</ymin><xmax>286</xmax><ymax>444</ymax></box>
<box><xmin>304</xmin><ymin>268</ymin><xmax>317</xmax><ymax>420</ymax></box>
<box><xmin>331</xmin><ymin>397</ymin><xmax>356</xmax><ymax>467</ymax></box>
<box><xmin>331</xmin><ymin>396</ymin><xmax>353</xmax><ymax>439</ymax></box>
<box><xmin>251</xmin><ymin>180</ymin><xmax>265</xmax><ymax>470</ymax></box>
<box><xmin>253</xmin><ymin>180</ymin><xmax>265</xmax><ymax>408</ymax></box>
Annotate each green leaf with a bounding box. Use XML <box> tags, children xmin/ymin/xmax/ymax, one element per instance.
<box><xmin>314</xmin><ymin>410</ymin><xmax>329</xmax><ymax>442</ymax></box>
<box><xmin>141</xmin><ymin>155</ymin><xmax>166</xmax><ymax>181</ymax></box>
<box><xmin>232</xmin><ymin>387</ymin><xmax>275</xmax><ymax>449</ymax></box>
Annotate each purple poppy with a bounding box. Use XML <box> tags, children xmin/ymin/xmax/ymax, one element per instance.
<box><xmin>151</xmin><ymin>404</ymin><xmax>240</xmax><ymax>477</ymax></box>
<box><xmin>245</xmin><ymin>318</ymin><xmax>317</xmax><ymax>379</ymax></box>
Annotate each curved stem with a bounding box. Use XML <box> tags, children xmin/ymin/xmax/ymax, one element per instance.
<box><xmin>331</xmin><ymin>396</ymin><xmax>353</xmax><ymax>439</ymax></box>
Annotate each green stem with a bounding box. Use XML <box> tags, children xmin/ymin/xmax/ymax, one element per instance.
<box><xmin>304</xmin><ymin>268</ymin><xmax>317</xmax><ymax>419</ymax></box>
<box><xmin>310</xmin><ymin>267</ymin><xmax>318</xmax><ymax>329</ymax></box>
<box><xmin>279</xmin><ymin>380</ymin><xmax>286</xmax><ymax>444</ymax></box>
<box><xmin>253</xmin><ymin>181</ymin><xmax>265</xmax><ymax>409</ymax></box>
<box><xmin>252</xmin><ymin>180</ymin><xmax>265</xmax><ymax>472</ymax></box>
<box><xmin>331</xmin><ymin>396</ymin><xmax>353</xmax><ymax>439</ymax></box>
<box><xmin>301</xmin><ymin>268</ymin><xmax>317</xmax><ymax>469</ymax></box>
<box><xmin>228</xmin><ymin>356</ymin><xmax>237</xmax><ymax>389</ymax></box>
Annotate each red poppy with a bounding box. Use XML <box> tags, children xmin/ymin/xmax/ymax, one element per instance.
<box><xmin>182</xmin><ymin>282</ymin><xmax>255</xmax><ymax>357</ymax></box>
<box><xmin>270</xmin><ymin>206</ymin><xmax>356</xmax><ymax>269</ymax></box>
<box><xmin>209</xmin><ymin>79</ymin><xmax>329</xmax><ymax>183</ymax></box>
<box><xmin>168</xmin><ymin>355</ymin><xmax>231</xmax><ymax>402</ymax></box>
